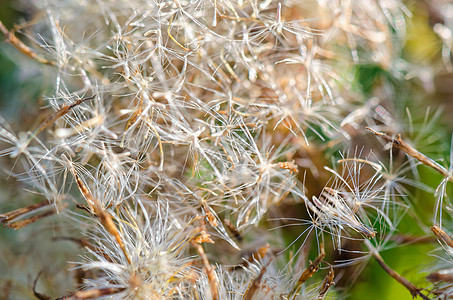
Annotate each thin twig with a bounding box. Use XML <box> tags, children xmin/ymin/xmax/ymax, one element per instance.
<box><xmin>0</xmin><ymin>20</ymin><xmax>55</xmax><ymax>66</ymax></box>
<box><xmin>192</xmin><ymin>241</ymin><xmax>218</xmax><ymax>300</ymax></box>
<box><xmin>366</xmin><ymin>241</ymin><xmax>429</xmax><ymax>300</ymax></box>
<box><xmin>212</xmin><ymin>0</ymin><xmax>218</xmax><ymax>26</ymax></box>
<box><xmin>366</xmin><ymin>127</ymin><xmax>451</xmax><ymax>181</ymax></box>
<box><xmin>120</xmin><ymin>97</ymin><xmax>143</xmax><ymax>148</ymax></box>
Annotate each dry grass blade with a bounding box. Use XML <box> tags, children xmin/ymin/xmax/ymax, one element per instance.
<box><xmin>192</xmin><ymin>241</ymin><xmax>218</xmax><ymax>300</ymax></box>
<box><xmin>0</xmin><ymin>20</ymin><xmax>55</xmax><ymax>66</ymax></box>
<box><xmin>366</xmin><ymin>127</ymin><xmax>451</xmax><ymax>180</ymax></box>
<box><xmin>431</xmin><ymin>225</ymin><xmax>453</xmax><ymax>249</ymax></box>
<box><xmin>290</xmin><ymin>246</ymin><xmax>326</xmax><ymax>299</ymax></box>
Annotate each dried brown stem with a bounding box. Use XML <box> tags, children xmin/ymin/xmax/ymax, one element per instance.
<box><xmin>69</xmin><ymin>166</ymin><xmax>96</xmax><ymax>212</ymax></box>
<box><xmin>0</xmin><ymin>20</ymin><xmax>55</xmax><ymax>66</ymax></box>
<box><xmin>290</xmin><ymin>246</ymin><xmax>326</xmax><ymax>299</ymax></box>
<box><xmin>317</xmin><ymin>265</ymin><xmax>335</xmax><ymax>299</ymax></box>
<box><xmin>366</xmin><ymin>127</ymin><xmax>451</xmax><ymax>181</ymax></box>
<box><xmin>9</xmin><ymin>95</ymin><xmax>96</xmax><ymax>157</ymax></box>
<box><xmin>192</xmin><ymin>241</ymin><xmax>218</xmax><ymax>300</ymax></box>
<box><xmin>427</xmin><ymin>272</ymin><xmax>453</xmax><ymax>283</ymax></box>
<box><xmin>97</xmin><ymin>208</ymin><xmax>131</xmax><ymax>264</ymax></box>
<box><xmin>242</xmin><ymin>258</ymin><xmax>273</xmax><ymax>300</ymax></box>
<box><xmin>431</xmin><ymin>225</ymin><xmax>453</xmax><ymax>249</ymax></box>
<box><xmin>0</xmin><ymin>200</ymin><xmax>50</xmax><ymax>223</ymax></box>
<box><xmin>58</xmin><ymin>288</ymin><xmax>125</xmax><ymax>299</ymax></box>
<box><xmin>7</xmin><ymin>209</ymin><xmax>55</xmax><ymax>230</ymax></box>
<box><xmin>69</xmin><ymin>165</ymin><xmax>131</xmax><ymax>265</ymax></box>
<box><xmin>367</xmin><ymin>241</ymin><xmax>429</xmax><ymax>300</ymax></box>
<box><xmin>33</xmin><ymin>95</ymin><xmax>95</xmax><ymax>137</ymax></box>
